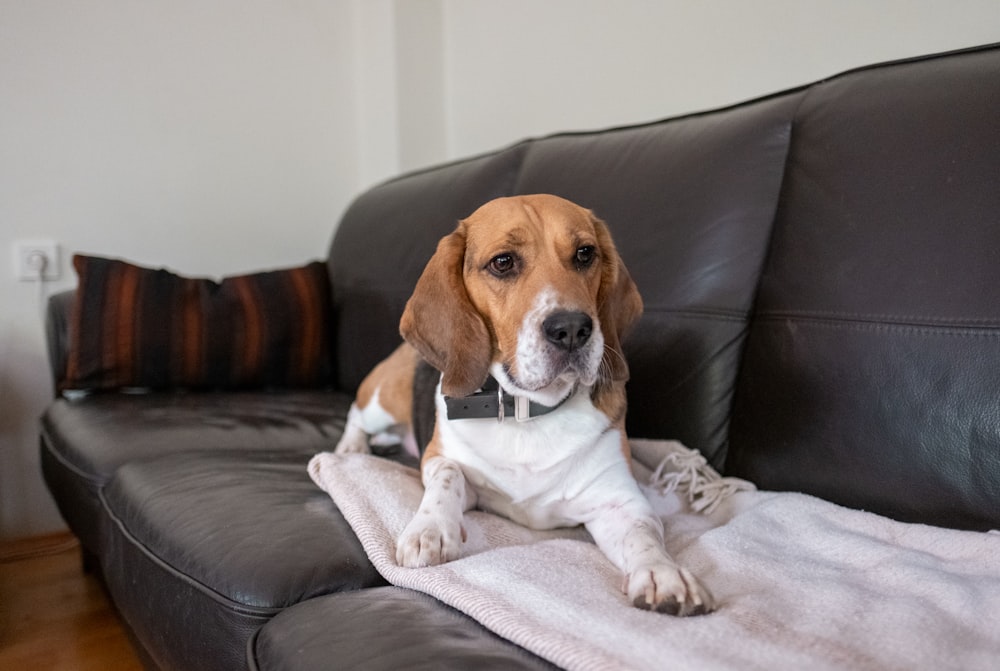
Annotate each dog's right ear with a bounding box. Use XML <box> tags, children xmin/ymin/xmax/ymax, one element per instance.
<box><xmin>400</xmin><ymin>225</ymin><xmax>492</xmax><ymax>398</ymax></box>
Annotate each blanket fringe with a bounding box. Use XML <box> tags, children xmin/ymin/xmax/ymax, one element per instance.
<box><xmin>648</xmin><ymin>445</ymin><xmax>756</xmax><ymax>515</ymax></box>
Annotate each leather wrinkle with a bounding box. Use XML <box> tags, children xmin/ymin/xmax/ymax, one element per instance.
<box><xmin>652</xmin><ymin>326</ymin><xmax>750</xmax><ymax>396</ymax></box>
<box><xmin>641</xmin><ymin>306</ymin><xmax>749</xmax><ymax>322</ymax></box>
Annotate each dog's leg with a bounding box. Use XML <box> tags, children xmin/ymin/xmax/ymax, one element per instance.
<box><xmin>335</xmin><ymin>398</ymin><xmax>389</xmax><ymax>454</ymax></box>
<box><xmin>396</xmin><ymin>456</ymin><xmax>475</xmax><ymax>567</ymax></box>
<box><xmin>335</xmin><ymin>344</ymin><xmax>417</xmax><ymax>455</ymax></box>
<box><xmin>586</xmin><ymin>497</ymin><xmax>715</xmax><ymax>616</ymax></box>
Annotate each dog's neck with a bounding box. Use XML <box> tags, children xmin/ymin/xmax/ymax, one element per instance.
<box><xmin>444</xmin><ymin>376</ymin><xmax>574</xmax><ymax>423</ymax></box>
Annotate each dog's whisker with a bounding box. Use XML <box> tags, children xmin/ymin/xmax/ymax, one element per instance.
<box><xmin>600</xmin><ymin>344</ymin><xmax>627</xmax><ymax>380</ymax></box>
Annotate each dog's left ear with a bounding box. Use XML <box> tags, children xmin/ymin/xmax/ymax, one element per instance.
<box><xmin>594</xmin><ymin>215</ymin><xmax>643</xmax><ymax>383</ymax></box>
<box><xmin>400</xmin><ymin>223</ymin><xmax>493</xmax><ymax>398</ymax></box>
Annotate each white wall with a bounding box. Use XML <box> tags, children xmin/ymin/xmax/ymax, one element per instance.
<box><xmin>2</xmin><ymin>0</ymin><xmax>997</xmax><ymax>539</ymax></box>
<box><xmin>0</xmin><ymin>0</ymin><xmax>374</xmax><ymax>538</ymax></box>
<box><xmin>440</xmin><ymin>0</ymin><xmax>1000</xmax><ymax>160</ymax></box>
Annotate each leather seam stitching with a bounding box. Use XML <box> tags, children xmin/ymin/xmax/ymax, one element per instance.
<box><xmin>755</xmin><ymin>315</ymin><xmax>1000</xmax><ymax>336</ymax></box>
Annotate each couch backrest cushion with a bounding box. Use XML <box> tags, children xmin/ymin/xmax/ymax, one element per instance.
<box><xmin>510</xmin><ymin>92</ymin><xmax>801</xmax><ymax>468</ymax></box>
<box><xmin>727</xmin><ymin>46</ymin><xmax>1000</xmax><ymax>530</ymax></box>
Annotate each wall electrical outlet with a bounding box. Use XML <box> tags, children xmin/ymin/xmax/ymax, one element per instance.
<box><xmin>14</xmin><ymin>240</ymin><xmax>61</xmax><ymax>281</ymax></box>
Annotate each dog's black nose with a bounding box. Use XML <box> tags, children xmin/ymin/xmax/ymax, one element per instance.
<box><xmin>543</xmin><ymin>311</ymin><xmax>593</xmax><ymax>352</ymax></box>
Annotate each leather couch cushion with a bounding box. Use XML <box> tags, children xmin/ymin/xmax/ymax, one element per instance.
<box><xmin>250</xmin><ymin>587</ymin><xmax>556</xmax><ymax>671</ymax></box>
<box><xmin>39</xmin><ymin>390</ymin><xmax>349</xmax><ymax>553</ymax></box>
<box><xmin>42</xmin><ymin>390</ymin><xmax>349</xmax><ymax>485</ymax></box>
<box><xmin>100</xmin><ymin>451</ymin><xmax>385</xmax><ymax>671</ymax></box>
<box><xmin>102</xmin><ymin>450</ymin><xmax>381</xmax><ymax>609</ymax></box>
<box><xmin>64</xmin><ymin>256</ymin><xmax>334</xmax><ymax>391</ymax></box>
<box><xmin>728</xmin><ymin>47</ymin><xmax>1000</xmax><ymax>530</ymax></box>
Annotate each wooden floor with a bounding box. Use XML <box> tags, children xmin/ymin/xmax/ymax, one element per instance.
<box><xmin>0</xmin><ymin>533</ymin><xmax>143</xmax><ymax>670</ymax></box>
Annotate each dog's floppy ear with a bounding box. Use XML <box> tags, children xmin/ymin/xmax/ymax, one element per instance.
<box><xmin>594</xmin><ymin>215</ymin><xmax>643</xmax><ymax>384</ymax></box>
<box><xmin>400</xmin><ymin>225</ymin><xmax>492</xmax><ymax>398</ymax></box>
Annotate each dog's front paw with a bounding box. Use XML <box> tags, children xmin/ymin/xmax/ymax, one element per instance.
<box><xmin>625</xmin><ymin>563</ymin><xmax>715</xmax><ymax>616</ymax></box>
<box><xmin>396</xmin><ymin>516</ymin><xmax>466</xmax><ymax>567</ymax></box>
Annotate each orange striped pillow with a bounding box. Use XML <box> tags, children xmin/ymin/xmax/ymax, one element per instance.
<box><xmin>63</xmin><ymin>255</ymin><xmax>334</xmax><ymax>391</ymax></box>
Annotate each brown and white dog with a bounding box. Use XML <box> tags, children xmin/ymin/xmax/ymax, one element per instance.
<box><xmin>334</xmin><ymin>194</ymin><xmax>714</xmax><ymax>616</ymax></box>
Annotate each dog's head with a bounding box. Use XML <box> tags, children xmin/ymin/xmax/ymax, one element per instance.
<box><xmin>401</xmin><ymin>194</ymin><xmax>643</xmax><ymax>409</ymax></box>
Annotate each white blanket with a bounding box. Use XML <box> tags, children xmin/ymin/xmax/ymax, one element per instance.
<box><xmin>308</xmin><ymin>441</ymin><xmax>1000</xmax><ymax>671</ymax></box>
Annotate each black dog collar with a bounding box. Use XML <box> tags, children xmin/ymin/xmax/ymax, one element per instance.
<box><xmin>445</xmin><ymin>377</ymin><xmax>570</xmax><ymax>423</ymax></box>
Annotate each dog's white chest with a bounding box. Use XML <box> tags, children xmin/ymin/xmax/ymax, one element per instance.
<box><xmin>435</xmin><ymin>388</ymin><xmax>629</xmax><ymax>529</ymax></box>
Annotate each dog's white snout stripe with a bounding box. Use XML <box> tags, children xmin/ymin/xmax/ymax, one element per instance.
<box><xmin>510</xmin><ymin>287</ymin><xmax>604</xmax><ymax>395</ymax></box>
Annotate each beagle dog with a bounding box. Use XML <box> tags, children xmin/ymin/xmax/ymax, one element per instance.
<box><xmin>334</xmin><ymin>194</ymin><xmax>714</xmax><ymax>616</ymax></box>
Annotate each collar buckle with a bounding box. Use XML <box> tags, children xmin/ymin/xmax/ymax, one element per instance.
<box><xmin>514</xmin><ymin>395</ymin><xmax>531</xmax><ymax>422</ymax></box>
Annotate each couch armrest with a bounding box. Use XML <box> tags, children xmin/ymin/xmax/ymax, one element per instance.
<box><xmin>45</xmin><ymin>289</ymin><xmax>74</xmax><ymax>395</ymax></box>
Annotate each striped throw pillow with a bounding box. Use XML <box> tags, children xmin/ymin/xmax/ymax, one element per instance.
<box><xmin>63</xmin><ymin>255</ymin><xmax>334</xmax><ymax>391</ymax></box>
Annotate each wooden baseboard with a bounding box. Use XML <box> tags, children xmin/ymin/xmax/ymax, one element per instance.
<box><xmin>0</xmin><ymin>530</ymin><xmax>78</xmax><ymax>563</ymax></box>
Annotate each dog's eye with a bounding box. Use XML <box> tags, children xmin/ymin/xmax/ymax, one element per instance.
<box><xmin>488</xmin><ymin>253</ymin><xmax>516</xmax><ymax>277</ymax></box>
<box><xmin>575</xmin><ymin>246</ymin><xmax>596</xmax><ymax>268</ymax></box>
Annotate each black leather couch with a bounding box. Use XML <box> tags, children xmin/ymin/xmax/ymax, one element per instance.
<box><xmin>40</xmin><ymin>43</ymin><xmax>1000</xmax><ymax>670</ymax></box>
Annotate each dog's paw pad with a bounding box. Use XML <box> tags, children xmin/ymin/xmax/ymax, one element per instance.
<box><xmin>632</xmin><ymin>594</ymin><xmax>711</xmax><ymax>617</ymax></box>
